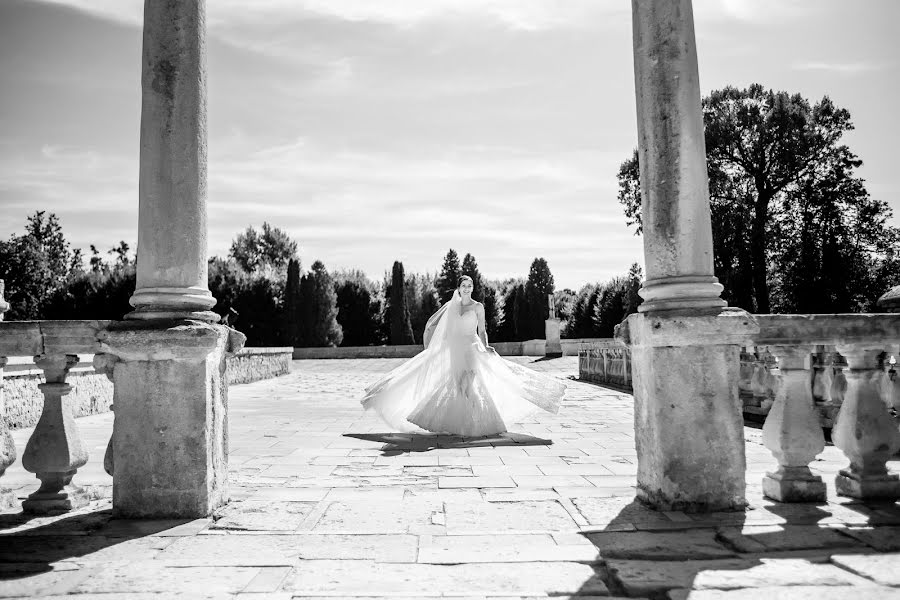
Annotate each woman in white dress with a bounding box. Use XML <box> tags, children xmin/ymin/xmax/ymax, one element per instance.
<box><xmin>361</xmin><ymin>276</ymin><xmax>566</xmax><ymax>437</ymax></box>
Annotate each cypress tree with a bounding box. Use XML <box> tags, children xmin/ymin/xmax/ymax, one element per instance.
<box><xmin>390</xmin><ymin>261</ymin><xmax>415</xmax><ymax>345</ymax></box>
<box><xmin>282</xmin><ymin>258</ymin><xmax>302</xmax><ymax>346</ymax></box>
<box><xmin>435</xmin><ymin>248</ymin><xmax>461</xmax><ymax>303</ymax></box>
<box><xmin>460</xmin><ymin>253</ymin><xmax>484</xmax><ymax>301</ymax></box>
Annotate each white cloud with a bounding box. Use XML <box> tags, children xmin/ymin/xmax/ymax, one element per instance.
<box><xmin>792</xmin><ymin>61</ymin><xmax>882</xmax><ymax>74</ymax></box>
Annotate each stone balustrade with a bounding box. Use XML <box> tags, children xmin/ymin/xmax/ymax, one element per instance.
<box><xmin>0</xmin><ymin>320</ymin><xmax>111</xmax><ymax>512</ymax></box>
<box><xmin>577</xmin><ymin>340</ymin><xmax>632</xmax><ymax>390</ymax></box>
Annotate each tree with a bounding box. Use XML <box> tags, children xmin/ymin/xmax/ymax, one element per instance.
<box><xmin>208</xmin><ymin>257</ymin><xmax>284</xmax><ymax>346</ymax></box>
<box><xmin>388</xmin><ymin>261</ymin><xmax>415</xmax><ymax>345</ymax></box>
<box><xmin>0</xmin><ymin>211</ymin><xmax>81</xmax><ymax>319</ymax></box>
<box><xmin>282</xmin><ymin>258</ymin><xmax>302</xmax><ymax>346</ymax></box>
<box><xmin>461</xmin><ymin>253</ymin><xmax>485</xmax><ymax>301</ymax></box>
<box><xmin>618</xmin><ymin>84</ymin><xmax>899</xmax><ymax>313</ymax></box>
<box><xmin>229</xmin><ymin>222</ymin><xmax>298</xmax><ymax>274</ymax></box>
<box><xmin>522</xmin><ymin>258</ymin><xmax>555</xmax><ymax>339</ymax></box>
<box><xmin>435</xmin><ymin>248</ymin><xmax>461</xmax><ymax>303</ymax></box>
<box><xmin>481</xmin><ymin>283</ymin><xmax>501</xmax><ymax>342</ymax></box>
<box><xmin>333</xmin><ymin>270</ymin><xmax>384</xmax><ymax>346</ymax></box>
<box><xmin>404</xmin><ymin>272</ymin><xmax>438</xmax><ymax>344</ymax></box>
<box><xmin>496</xmin><ymin>280</ymin><xmax>526</xmax><ymax>342</ymax></box>
<box><xmin>297</xmin><ymin>260</ymin><xmax>343</xmax><ymax>347</ymax></box>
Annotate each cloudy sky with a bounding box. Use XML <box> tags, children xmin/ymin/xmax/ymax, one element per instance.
<box><xmin>0</xmin><ymin>0</ymin><xmax>897</xmax><ymax>290</ymax></box>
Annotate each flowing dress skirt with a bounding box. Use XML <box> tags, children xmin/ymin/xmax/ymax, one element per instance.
<box><xmin>361</xmin><ymin>335</ymin><xmax>566</xmax><ymax>437</ymax></box>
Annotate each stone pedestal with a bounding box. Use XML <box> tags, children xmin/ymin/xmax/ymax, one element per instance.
<box><xmin>761</xmin><ymin>345</ymin><xmax>826</xmax><ymax>502</ymax></box>
<box><xmin>99</xmin><ymin>320</ymin><xmax>244</xmax><ymax>518</ymax></box>
<box><xmin>22</xmin><ymin>354</ymin><xmax>89</xmax><ymax>514</ymax></box>
<box><xmin>545</xmin><ymin>318</ymin><xmax>562</xmax><ymax>357</ymax></box>
<box><xmin>617</xmin><ymin>308</ymin><xmax>758</xmax><ymax>512</ymax></box>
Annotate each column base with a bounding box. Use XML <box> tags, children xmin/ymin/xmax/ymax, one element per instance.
<box><xmin>637</xmin><ymin>275</ymin><xmax>726</xmax><ymax>313</ymax></box>
<box><xmin>100</xmin><ymin>320</ymin><xmax>243</xmax><ymax>518</ymax></box>
<box><xmin>836</xmin><ymin>469</ymin><xmax>900</xmax><ymax>501</ymax></box>
<box><xmin>763</xmin><ymin>467</ymin><xmax>826</xmax><ymax>503</ymax></box>
<box><xmin>128</xmin><ymin>287</ymin><xmax>219</xmax><ymax>323</ymax></box>
<box><xmin>618</xmin><ymin>309</ymin><xmax>758</xmax><ymax>512</ymax></box>
<box><xmin>23</xmin><ymin>484</ymin><xmax>88</xmax><ymax>514</ymax></box>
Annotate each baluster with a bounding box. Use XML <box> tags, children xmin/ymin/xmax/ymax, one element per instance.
<box><xmin>92</xmin><ymin>353</ymin><xmax>118</xmax><ymax>476</ymax></box>
<box><xmin>623</xmin><ymin>348</ymin><xmax>631</xmax><ymax>388</ymax></box>
<box><xmin>1</xmin><ymin>356</ymin><xmax>16</xmax><ymax>509</ymax></box>
<box><xmin>738</xmin><ymin>345</ymin><xmax>755</xmax><ymax>402</ymax></box>
<box><xmin>832</xmin><ymin>343</ymin><xmax>900</xmax><ymax>500</ymax></box>
<box><xmin>21</xmin><ymin>354</ymin><xmax>88</xmax><ymax>513</ymax></box>
<box><xmin>749</xmin><ymin>348</ymin><xmax>768</xmax><ymax>408</ymax></box>
<box><xmin>600</xmin><ymin>348</ymin><xmax>608</xmax><ymax>383</ymax></box>
<box><xmin>830</xmin><ymin>351</ymin><xmax>848</xmax><ymax>407</ymax></box>
<box><xmin>762</xmin><ymin>349</ymin><xmax>779</xmax><ymax>412</ymax></box>
<box><xmin>762</xmin><ymin>345</ymin><xmax>826</xmax><ymax>502</ymax></box>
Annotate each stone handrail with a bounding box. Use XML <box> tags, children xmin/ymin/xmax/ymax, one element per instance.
<box><xmin>744</xmin><ymin>314</ymin><xmax>900</xmax><ymax>503</ymax></box>
<box><xmin>577</xmin><ymin>339</ymin><xmax>632</xmax><ymax>389</ymax></box>
<box><xmin>0</xmin><ymin>320</ymin><xmax>112</xmax><ymax>512</ymax></box>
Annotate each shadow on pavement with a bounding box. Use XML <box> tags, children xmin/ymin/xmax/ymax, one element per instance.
<box><xmin>0</xmin><ymin>508</ymin><xmax>191</xmax><ymax>581</ymax></box>
<box><xmin>344</xmin><ymin>432</ymin><xmax>553</xmax><ymax>455</ymax></box>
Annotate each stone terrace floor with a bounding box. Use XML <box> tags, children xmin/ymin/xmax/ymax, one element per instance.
<box><xmin>2</xmin><ymin>357</ymin><xmax>900</xmax><ymax>599</ymax></box>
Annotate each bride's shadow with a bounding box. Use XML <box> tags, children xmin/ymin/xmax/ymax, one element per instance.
<box><xmin>343</xmin><ymin>432</ymin><xmax>553</xmax><ymax>456</ymax></box>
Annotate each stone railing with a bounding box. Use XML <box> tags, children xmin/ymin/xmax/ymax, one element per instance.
<box><xmin>0</xmin><ymin>320</ymin><xmax>112</xmax><ymax>512</ymax></box>
<box><xmin>577</xmin><ymin>339</ymin><xmax>632</xmax><ymax>389</ymax></box>
<box><xmin>744</xmin><ymin>314</ymin><xmax>900</xmax><ymax>503</ymax></box>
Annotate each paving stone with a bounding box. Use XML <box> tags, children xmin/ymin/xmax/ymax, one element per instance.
<box><xmin>417</xmin><ymin>533</ymin><xmax>599</xmax><ymax>563</ymax></box>
<box><xmin>154</xmin><ymin>535</ymin><xmax>290</xmax><ymax>566</ymax></box>
<box><xmin>284</xmin><ymin>560</ymin><xmax>607</xmax><ymax>596</ymax></box>
<box><xmin>72</xmin><ymin>562</ymin><xmax>263</xmax><ymax>594</ymax></box>
<box><xmin>445</xmin><ymin>500</ymin><xmax>578</xmax><ymax>533</ymax></box>
<box><xmin>666</xmin><ymin>586</ymin><xmax>900</xmax><ymax>600</ymax></box>
<box><xmin>438</xmin><ymin>476</ymin><xmax>515</xmax><ymax>489</ymax></box>
<box><xmin>0</xmin><ymin>535</ymin><xmax>172</xmax><ymax>564</ymax></box>
<box><xmin>211</xmin><ymin>501</ymin><xmax>316</xmax><ymax>532</ymax></box>
<box><xmin>311</xmin><ymin>499</ymin><xmax>442</xmax><ymax>533</ymax></box>
<box><xmin>573</xmin><ymin>496</ymin><xmax>673</xmax><ymax>528</ymax></box>
<box><xmin>245</xmin><ymin>488</ymin><xmax>328</xmax><ymax>502</ymax></box>
<box><xmin>512</xmin><ymin>475</ymin><xmax>594</xmax><ymax>487</ymax></box>
<box><xmin>716</xmin><ymin>525</ymin><xmax>867</xmax><ymax>553</ymax></box>
<box><xmin>839</xmin><ymin>526</ymin><xmax>900</xmax><ymax>551</ymax></box>
<box><xmin>0</xmin><ymin>562</ymin><xmax>91</xmax><ymax>598</ymax></box>
<box><xmin>274</xmin><ymin>534</ymin><xmax>417</xmax><ymax>562</ymax></box>
<box><xmin>691</xmin><ymin>557</ymin><xmax>879</xmax><ymax>589</ymax></box>
<box><xmin>606</xmin><ymin>559</ymin><xmax>756</xmax><ymax>596</ymax></box>
<box><xmin>831</xmin><ymin>553</ymin><xmax>900</xmax><ymax>587</ymax></box>
<box><xmin>583</xmin><ymin>530</ymin><xmax>736</xmax><ymax>560</ymax></box>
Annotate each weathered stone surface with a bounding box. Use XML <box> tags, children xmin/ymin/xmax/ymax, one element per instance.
<box><xmin>444</xmin><ymin>500</ymin><xmax>578</xmax><ymax>533</ymax></box>
<box><xmin>312</xmin><ymin>498</ymin><xmax>442</xmax><ymax>533</ymax></box>
<box><xmin>831</xmin><ymin>552</ymin><xmax>900</xmax><ymax>586</ymax></box>
<box><xmin>284</xmin><ymin>560</ymin><xmax>607</xmax><ymax>597</ymax></box>
<box><xmin>227</xmin><ymin>348</ymin><xmax>292</xmax><ymax>385</ymax></box>
<box><xmin>584</xmin><ymin>530</ymin><xmax>735</xmax><ymax>560</ymax></box>
<box><xmin>692</xmin><ymin>558</ymin><xmax>879</xmax><ymax>589</ymax></box>
<box><xmin>0</xmin><ymin>535</ymin><xmax>171</xmax><ymax>563</ymax></box>
<box><xmin>101</xmin><ymin>322</ymin><xmax>235</xmax><ymax>518</ymax></box>
<box><xmin>621</xmin><ymin>311</ymin><xmax>756</xmax><ymax>512</ymax></box>
<box><xmin>839</xmin><ymin>526</ymin><xmax>900</xmax><ymax>551</ymax></box>
<box><xmin>155</xmin><ymin>535</ymin><xmax>290</xmax><ymax>565</ymax></box>
<box><xmin>667</xmin><ymin>586</ymin><xmax>898</xmax><ymax>600</ymax></box>
<box><xmin>716</xmin><ymin>525</ymin><xmax>865</xmax><ymax>553</ymax></box>
<box><xmin>417</xmin><ymin>533</ymin><xmax>598</xmax><ymax>564</ymax></box>
<box><xmin>211</xmin><ymin>501</ymin><xmax>315</xmax><ymax>531</ymax></box>
<box><xmin>572</xmin><ymin>496</ymin><xmax>673</xmax><ymax>528</ymax></box>
<box><xmin>73</xmin><ymin>563</ymin><xmax>264</xmax><ymax>594</ymax></box>
<box><xmin>275</xmin><ymin>534</ymin><xmax>417</xmax><ymax>562</ymax></box>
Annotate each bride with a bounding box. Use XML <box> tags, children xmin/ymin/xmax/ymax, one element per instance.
<box><xmin>361</xmin><ymin>276</ymin><xmax>566</xmax><ymax>436</ymax></box>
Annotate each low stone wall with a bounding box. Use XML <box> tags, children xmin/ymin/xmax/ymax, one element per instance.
<box><xmin>293</xmin><ymin>339</ymin><xmax>610</xmax><ymax>359</ymax></box>
<box><xmin>227</xmin><ymin>347</ymin><xmax>293</xmax><ymax>385</ymax></box>
<box><xmin>2</xmin><ymin>347</ymin><xmax>292</xmax><ymax>429</ymax></box>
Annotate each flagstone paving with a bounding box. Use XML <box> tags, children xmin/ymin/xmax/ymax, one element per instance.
<box><xmin>2</xmin><ymin>356</ymin><xmax>899</xmax><ymax>599</ymax></box>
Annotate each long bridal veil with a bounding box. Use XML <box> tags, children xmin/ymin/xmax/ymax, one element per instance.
<box><xmin>361</xmin><ymin>290</ymin><xmax>565</xmax><ymax>435</ymax></box>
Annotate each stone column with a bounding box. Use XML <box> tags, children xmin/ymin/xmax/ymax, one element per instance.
<box><xmin>761</xmin><ymin>345</ymin><xmax>826</xmax><ymax>502</ymax></box>
<box><xmin>128</xmin><ymin>0</ymin><xmax>217</xmax><ymax>323</ymax></box>
<box><xmin>832</xmin><ymin>343</ymin><xmax>900</xmax><ymax>500</ymax></box>
<box><xmin>621</xmin><ymin>0</ymin><xmax>757</xmax><ymax>512</ymax></box>
<box><xmin>632</xmin><ymin>0</ymin><xmax>725</xmax><ymax>313</ymax></box>
<box><xmin>22</xmin><ymin>354</ymin><xmax>89</xmax><ymax>513</ymax></box>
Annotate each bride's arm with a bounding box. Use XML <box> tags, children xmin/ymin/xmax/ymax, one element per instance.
<box><xmin>476</xmin><ymin>303</ymin><xmax>492</xmax><ymax>350</ymax></box>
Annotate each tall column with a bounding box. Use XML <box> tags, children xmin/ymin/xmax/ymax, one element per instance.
<box><xmin>619</xmin><ymin>0</ymin><xmax>757</xmax><ymax>512</ymax></box>
<box><xmin>128</xmin><ymin>0</ymin><xmax>217</xmax><ymax>322</ymax></box>
<box><xmin>632</xmin><ymin>0</ymin><xmax>725</xmax><ymax>312</ymax></box>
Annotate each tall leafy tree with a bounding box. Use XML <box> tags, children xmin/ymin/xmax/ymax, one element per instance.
<box><xmin>435</xmin><ymin>248</ymin><xmax>461</xmax><ymax>303</ymax></box>
<box><xmin>229</xmin><ymin>222</ymin><xmax>298</xmax><ymax>274</ymax></box>
<box><xmin>298</xmin><ymin>260</ymin><xmax>343</xmax><ymax>347</ymax></box>
<box><xmin>0</xmin><ymin>211</ymin><xmax>82</xmax><ymax>319</ymax></box>
<box><xmin>333</xmin><ymin>270</ymin><xmax>384</xmax><ymax>347</ymax></box>
<box><xmin>460</xmin><ymin>253</ymin><xmax>485</xmax><ymax>301</ymax></box>
<box><xmin>282</xmin><ymin>259</ymin><xmax>302</xmax><ymax>346</ymax></box>
<box><xmin>389</xmin><ymin>261</ymin><xmax>415</xmax><ymax>345</ymax></box>
<box><xmin>496</xmin><ymin>280</ymin><xmax>526</xmax><ymax>342</ymax></box>
<box><xmin>618</xmin><ymin>84</ymin><xmax>899</xmax><ymax>313</ymax></box>
<box><xmin>481</xmin><ymin>283</ymin><xmax>501</xmax><ymax>341</ymax></box>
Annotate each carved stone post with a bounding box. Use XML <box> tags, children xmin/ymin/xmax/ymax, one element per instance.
<box><xmin>762</xmin><ymin>345</ymin><xmax>826</xmax><ymax>502</ymax></box>
<box><xmin>832</xmin><ymin>343</ymin><xmax>900</xmax><ymax>500</ymax></box>
<box><xmin>21</xmin><ymin>354</ymin><xmax>88</xmax><ymax>513</ymax></box>
<box><xmin>92</xmin><ymin>354</ymin><xmax>118</xmax><ymax>476</ymax></box>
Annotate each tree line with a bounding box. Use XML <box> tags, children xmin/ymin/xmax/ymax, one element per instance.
<box><xmin>0</xmin><ymin>214</ymin><xmax>638</xmax><ymax>346</ymax></box>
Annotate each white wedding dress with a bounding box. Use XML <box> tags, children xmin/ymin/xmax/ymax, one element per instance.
<box><xmin>361</xmin><ymin>290</ymin><xmax>566</xmax><ymax>436</ymax></box>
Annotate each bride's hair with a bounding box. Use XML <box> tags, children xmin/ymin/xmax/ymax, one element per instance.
<box><xmin>459</xmin><ymin>275</ymin><xmax>474</xmax><ymax>287</ymax></box>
